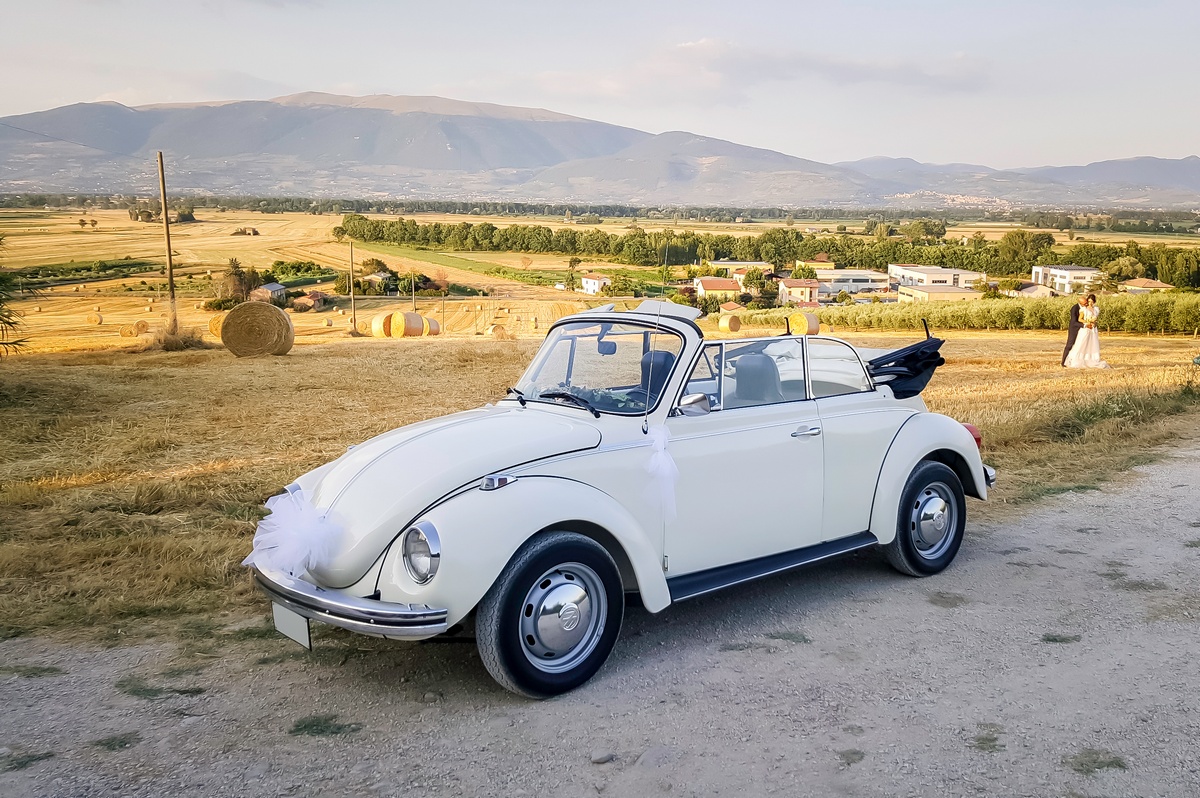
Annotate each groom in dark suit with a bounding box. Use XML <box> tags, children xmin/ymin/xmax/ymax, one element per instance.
<box><xmin>1062</xmin><ymin>295</ymin><xmax>1088</xmax><ymax>366</ymax></box>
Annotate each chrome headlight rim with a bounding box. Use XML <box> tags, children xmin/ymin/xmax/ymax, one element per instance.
<box><xmin>402</xmin><ymin>521</ymin><xmax>441</xmax><ymax>585</ymax></box>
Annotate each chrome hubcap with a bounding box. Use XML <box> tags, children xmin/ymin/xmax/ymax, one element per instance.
<box><xmin>910</xmin><ymin>481</ymin><xmax>957</xmax><ymax>560</ymax></box>
<box><xmin>519</xmin><ymin>562</ymin><xmax>607</xmax><ymax>674</ymax></box>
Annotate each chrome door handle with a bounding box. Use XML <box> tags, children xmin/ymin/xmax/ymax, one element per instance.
<box><xmin>791</xmin><ymin>426</ymin><xmax>822</xmax><ymax>437</ymax></box>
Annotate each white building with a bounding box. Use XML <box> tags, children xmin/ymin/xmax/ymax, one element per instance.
<box><xmin>813</xmin><ymin>269</ymin><xmax>889</xmax><ymax>296</ymax></box>
<box><xmin>898</xmin><ymin>285</ymin><xmax>982</xmax><ymax>303</ymax></box>
<box><xmin>777</xmin><ymin>278</ymin><xmax>819</xmax><ymax>305</ymax></box>
<box><xmin>579</xmin><ymin>274</ymin><xmax>612</xmax><ymax>295</ymax></box>
<box><xmin>1031</xmin><ymin>264</ymin><xmax>1102</xmax><ymax>294</ymax></box>
<box><xmin>887</xmin><ymin>264</ymin><xmax>985</xmax><ymax>288</ymax></box>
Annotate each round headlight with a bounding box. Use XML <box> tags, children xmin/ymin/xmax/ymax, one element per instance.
<box><xmin>402</xmin><ymin>522</ymin><xmax>440</xmax><ymax>584</ymax></box>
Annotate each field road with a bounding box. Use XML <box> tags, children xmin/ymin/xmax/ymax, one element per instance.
<box><xmin>3</xmin><ymin>435</ymin><xmax>1200</xmax><ymax>796</ymax></box>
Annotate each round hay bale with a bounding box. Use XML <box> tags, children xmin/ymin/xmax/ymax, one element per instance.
<box><xmin>392</xmin><ymin>311</ymin><xmax>425</xmax><ymax>337</ymax></box>
<box><xmin>719</xmin><ymin>315</ymin><xmax>741</xmax><ymax>333</ymax></box>
<box><xmin>143</xmin><ymin>305</ymin><xmax>152</xmax><ymax>312</ymax></box>
<box><xmin>426</xmin><ymin>318</ymin><xmax>441</xmax><ymax>336</ymax></box>
<box><xmin>119</xmin><ymin>324</ymin><xmax>136</xmax><ymax>337</ymax></box>
<box><xmin>371</xmin><ymin>312</ymin><xmax>394</xmax><ymax>338</ymax></box>
<box><xmin>324</xmin><ymin>318</ymin><xmax>333</xmax><ymax>327</ymax></box>
<box><xmin>92</xmin><ymin>305</ymin><xmax>101</xmax><ymax>312</ymax></box>
<box><xmin>208</xmin><ymin>314</ymin><xmax>225</xmax><ymax>337</ymax></box>
<box><xmin>72</xmin><ymin>286</ymin><xmax>80</xmax><ymax>292</ymax></box>
<box><xmin>355</xmin><ymin>320</ymin><xmax>370</xmax><ymax>335</ymax></box>
<box><xmin>338</xmin><ymin>308</ymin><xmax>346</xmax><ymax>315</ymax></box>
<box><xmin>134</xmin><ymin>319</ymin><xmax>150</xmax><ymax>335</ymax></box>
<box><xmin>86</xmin><ymin>312</ymin><xmax>103</xmax><ymax>325</ymax></box>
<box><xmin>148</xmin><ymin>298</ymin><xmax>154</xmax><ymax>304</ymax></box>
<box><xmin>789</xmin><ymin>312</ymin><xmax>820</xmax><ymax>335</ymax></box>
<box><xmin>220</xmin><ymin>301</ymin><xmax>294</xmax><ymax>357</ymax></box>
<box><xmin>194</xmin><ymin>302</ymin><xmax>202</xmax><ymax>309</ymax></box>
<box><xmin>33</xmin><ymin>306</ymin><xmax>41</xmax><ymax>312</ymax></box>
<box><xmin>486</xmin><ymin>324</ymin><xmax>507</xmax><ymax>339</ymax></box>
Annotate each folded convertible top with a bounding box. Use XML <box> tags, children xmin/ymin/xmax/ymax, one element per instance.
<box><xmin>865</xmin><ymin>337</ymin><xmax>946</xmax><ymax>399</ymax></box>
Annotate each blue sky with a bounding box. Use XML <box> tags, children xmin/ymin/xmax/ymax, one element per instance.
<box><xmin>6</xmin><ymin>0</ymin><xmax>1198</xmax><ymax>168</ymax></box>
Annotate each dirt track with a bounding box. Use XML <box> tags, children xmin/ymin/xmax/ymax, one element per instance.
<box><xmin>3</xmin><ymin>442</ymin><xmax>1200</xmax><ymax>797</ymax></box>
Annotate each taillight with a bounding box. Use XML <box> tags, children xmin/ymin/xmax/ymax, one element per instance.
<box><xmin>962</xmin><ymin>423</ymin><xmax>982</xmax><ymax>450</ymax></box>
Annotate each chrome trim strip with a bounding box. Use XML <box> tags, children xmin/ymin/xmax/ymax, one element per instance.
<box><xmin>253</xmin><ymin>567</ymin><xmax>448</xmax><ymax>639</ymax></box>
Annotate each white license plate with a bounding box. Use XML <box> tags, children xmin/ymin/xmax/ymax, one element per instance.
<box><xmin>272</xmin><ymin>603</ymin><xmax>312</xmax><ymax>650</ymax></box>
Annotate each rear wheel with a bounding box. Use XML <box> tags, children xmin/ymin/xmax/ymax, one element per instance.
<box><xmin>476</xmin><ymin>532</ymin><xmax>623</xmax><ymax>698</ymax></box>
<box><xmin>884</xmin><ymin>461</ymin><xmax>966</xmax><ymax>577</ymax></box>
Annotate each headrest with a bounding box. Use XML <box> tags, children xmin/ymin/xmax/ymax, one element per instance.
<box><xmin>640</xmin><ymin>350</ymin><xmax>676</xmax><ymax>398</ymax></box>
<box><xmin>735</xmin><ymin>353</ymin><xmax>782</xmax><ymax>401</ymax></box>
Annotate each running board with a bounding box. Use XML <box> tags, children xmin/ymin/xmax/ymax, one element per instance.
<box><xmin>666</xmin><ymin>532</ymin><xmax>878</xmax><ymax>603</ymax></box>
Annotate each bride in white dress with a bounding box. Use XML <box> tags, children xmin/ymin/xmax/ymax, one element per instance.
<box><xmin>1064</xmin><ymin>294</ymin><xmax>1109</xmax><ymax>369</ymax></box>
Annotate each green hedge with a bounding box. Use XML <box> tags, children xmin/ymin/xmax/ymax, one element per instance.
<box><xmin>812</xmin><ymin>294</ymin><xmax>1200</xmax><ymax>335</ymax></box>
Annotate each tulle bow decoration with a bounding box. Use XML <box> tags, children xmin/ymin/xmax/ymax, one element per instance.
<box><xmin>643</xmin><ymin>424</ymin><xmax>680</xmax><ymax>523</ymax></box>
<box><xmin>241</xmin><ymin>488</ymin><xmax>340</xmax><ymax>578</ymax></box>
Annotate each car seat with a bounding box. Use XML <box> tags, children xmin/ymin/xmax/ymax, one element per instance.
<box><xmin>734</xmin><ymin>353</ymin><xmax>784</xmax><ymax>404</ymax></box>
<box><xmin>640</xmin><ymin>350</ymin><xmax>676</xmax><ymax>401</ymax></box>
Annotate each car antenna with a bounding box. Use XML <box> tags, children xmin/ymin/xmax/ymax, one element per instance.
<box><xmin>642</xmin><ymin>237</ymin><xmax>669</xmax><ymax>435</ymax></box>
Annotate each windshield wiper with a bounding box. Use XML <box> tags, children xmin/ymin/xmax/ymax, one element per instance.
<box><xmin>538</xmin><ymin>390</ymin><xmax>601</xmax><ymax>418</ymax></box>
<box><xmin>506</xmin><ymin>387</ymin><xmax>526</xmax><ymax>407</ymax></box>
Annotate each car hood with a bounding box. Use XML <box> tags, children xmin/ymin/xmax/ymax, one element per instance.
<box><xmin>298</xmin><ymin>405</ymin><xmax>601</xmax><ymax>588</ymax></box>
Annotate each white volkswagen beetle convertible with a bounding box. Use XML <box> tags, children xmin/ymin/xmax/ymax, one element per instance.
<box><xmin>246</xmin><ymin>301</ymin><xmax>995</xmax><ymax>698</ymax></box>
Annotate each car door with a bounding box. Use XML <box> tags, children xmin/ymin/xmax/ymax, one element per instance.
<box><xmin>664</xmin><ymin>339</ymin><xmax>825</xmax><ymax>577</ymax></box>
<box><xmin>808</xmin><ymin>338</ymin><xmax>919</xmax><ymax>541</ymax></box>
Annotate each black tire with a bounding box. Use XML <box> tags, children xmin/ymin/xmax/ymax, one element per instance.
<box><xmin>884</xmin><ymin>460</ymin><xmax>966</xmax><ymax>577</ymax></box>
<box><xmin>476</xmin><ymin>532</ymin><xmax>624</xmax><ymax>698</ymax></box>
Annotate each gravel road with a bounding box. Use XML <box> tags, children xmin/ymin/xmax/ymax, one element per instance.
<box><xmin>3</xmin><ymin>442</ymin><xmax>1200</xmax><ymax>798</ymax></box>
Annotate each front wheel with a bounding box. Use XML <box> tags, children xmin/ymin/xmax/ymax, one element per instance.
<box><xmin>884</xmin><ymin>460</ymin><xmax>966</xmax><ymax>577</ymax></box>
<box><xmin>476</xmin><ymin>532</ymin><xmax>624</xmax><ymax>698</ymax></box>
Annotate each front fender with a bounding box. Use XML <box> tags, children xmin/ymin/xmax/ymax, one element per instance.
<box><xmin>377</xmin><ymin>477</ymin><xmax>669</xmax><ymax>627</ymax></box>
<box><xmin>868</xmin><ymin>413</ymin><xmax>987</xmax><ymax>545</ymax></box>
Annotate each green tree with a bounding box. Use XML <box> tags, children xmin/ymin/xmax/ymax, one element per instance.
<box><xmin>742</xmin><ymin>267</ymin><xmax>766</xmax><ymax>294</ymax></box>
<box><xmin>332</xmin><ymin>226</ymin><xmax>346</xmax><ymax>243</ymax></box>
<box><xmin>566</xmin><ymin>257</ymin><xmax>580</xmax><ymax>291</ymax></box>
<box><xmin>78</xmin><ymin>219</ymin><xmax>87</xmax><ymax>228</ymax></box>
<box><xmin>792</xmin><ymin>264</ymin><xmax>817</xmax><ymax>279</ymax></box>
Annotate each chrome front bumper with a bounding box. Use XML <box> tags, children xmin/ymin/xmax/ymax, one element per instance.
<box><xmin>253</xmin><ymin>567</ymin><xmax>448</xmax><ymax>640</ymax></box>
<box><xmin>983</xmin><ymin>464</ymin><xmax>998</xmax><ymax>488</ymax></box>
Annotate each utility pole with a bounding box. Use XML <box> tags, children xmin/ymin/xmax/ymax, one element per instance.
<box><xmin>156</xmin><ymin>152</ymin><xmax>178</xmax><ymax>335</ymax></box>
<box><xmin>411</xmin><ymin>266</ymin><xmax>417</xmax><ymax>311</ymax></box>
<box><xmin>348</xmin><ymin>241</ymin><xmax>357</xmax><ymax>332</ymax></box>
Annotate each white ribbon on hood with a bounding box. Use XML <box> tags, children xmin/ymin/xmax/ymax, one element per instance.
<box><xmin>241</xmin><ymin>488</ymin><xmax>339</xmax><ymax>578</ymax></box>
<box><xmin>643</xmin><ymin>424</ymin><xmax>680</xmax><ymax>523</ymax></box>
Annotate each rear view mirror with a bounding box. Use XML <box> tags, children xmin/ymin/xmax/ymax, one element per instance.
<box><xmin>597</xmin><ymin>340</ymin><xmax>617</xmax><ymax>356</ymax></box>
<box><xmin>677</xmin><ymin>393</ymin><xmax>711</xmax><ymax>417</ymax></box>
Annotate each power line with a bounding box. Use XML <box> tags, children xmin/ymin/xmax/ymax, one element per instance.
<box><xmin>0</xmin><ymin>121</ymin><xmax>149</xmax><ymax>163</ymax></box>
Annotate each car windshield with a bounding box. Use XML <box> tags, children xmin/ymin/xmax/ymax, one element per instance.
<box><xmin>514</xmin><ymin>321</ymin><xmax>684</xmax><ymax>416</ymax></box>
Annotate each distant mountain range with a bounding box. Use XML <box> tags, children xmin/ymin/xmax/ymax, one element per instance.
<box><xmin>1</xmin><ymin>92</ymin><xmax>1198</xmax><ymax>209</ymax></box>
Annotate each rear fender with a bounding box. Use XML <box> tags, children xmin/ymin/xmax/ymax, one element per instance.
<box><xmin>377</xmin><ymin>477</ymin><xmax>669</xmax><ymax>627</ymax></box>
<box><xmin>869</xmin><ymin>414</ymin><xmax>987</xmax><ymax>545</ymax></box>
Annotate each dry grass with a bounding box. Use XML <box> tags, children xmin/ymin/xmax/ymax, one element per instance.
<box><xmin>0</xmin><ymin>330</ymin><xmax>1196</xmax><ymax>640</ymax></box>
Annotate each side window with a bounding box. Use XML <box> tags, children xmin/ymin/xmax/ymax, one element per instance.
<box><xmin>808</xmin><ymin>339</ymin><xmax>872</xmax><ymax>398</ymax></box>
<box><xmin>724</xmin><ymin>339</ymin><xmax>807</xmax><ymax>409</ymax></box>
<box><xmin>684</xmin><ymin>343</ymin><xmax>722</xmax><ymax>409</ymax></box>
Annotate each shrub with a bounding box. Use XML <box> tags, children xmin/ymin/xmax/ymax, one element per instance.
<box><xmin>204</xmin><ymin>297</ymin><xmax>240</xmax><ymax>311</ymax></box>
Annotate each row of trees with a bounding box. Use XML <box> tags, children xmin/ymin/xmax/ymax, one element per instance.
<box><xmin>337</xmin><ymin>215</ymin><xmax>1200</xmax><ymax>287</ymax></box>
<box><xmin>802</xmin><ymin>293</ymin><xmax>1200</xmax><ymax>335</ymax></box>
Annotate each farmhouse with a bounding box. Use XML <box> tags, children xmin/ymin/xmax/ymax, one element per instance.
<box><xmin>887</xmin><ymin>264</ymin><xmax>985</xmax><ymax>288</ymax></box>
<box><xmin>249</xmin><ymin>282</ymin><xmax>286</xmax><ymax>303</ymax></box>
<box><xmin>712</xmin><ymin>261</ymin><xmax>770</xmax><ymax>289</ymax></box>
<box><xmin>580</xmin><ymin>274</ymin><xmax>612</xmax><ymax>295</ymax></box>
<box><xmin>778</xmin><ymin>278</ymin><xmax>819</xmax><ymax>305</ymax></box>
<box><xmin>694</xmin><ymin>277</ymin><xmax>741</xmax><ymax>299</ymax></box>
<box><xmin>1031</xmin><ymin>264</ymin><xmax>1102</xmax><ymax>294</ymax></box>
<box><xmin>813</xmin><ymin>268</ymin><xmax>889</xmax><ymax>296</ymax></box>
<box><xmin>1120</xmin><ymin>278</ymin><xmax>1174</xmax><ymax>294</ymax></box>
<box><xmin>899</xmin><ymin>285</ymin><xmax>982</xmax><ymax>303</ymax></box>
<box><xmin>1001</xmin><ymin>280</ymin><xmax>1057</xmax><ymax>299</ymax></box>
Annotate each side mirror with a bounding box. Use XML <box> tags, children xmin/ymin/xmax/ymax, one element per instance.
<box><xmin>677</xmin><ymin>393</ymin><xmax>711</xmax><ymax>417</ymax></box>
<box><xmin>597</xmin><ymin>340</ymin><xmax>617</xmax><ymax>356</ymax></box>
